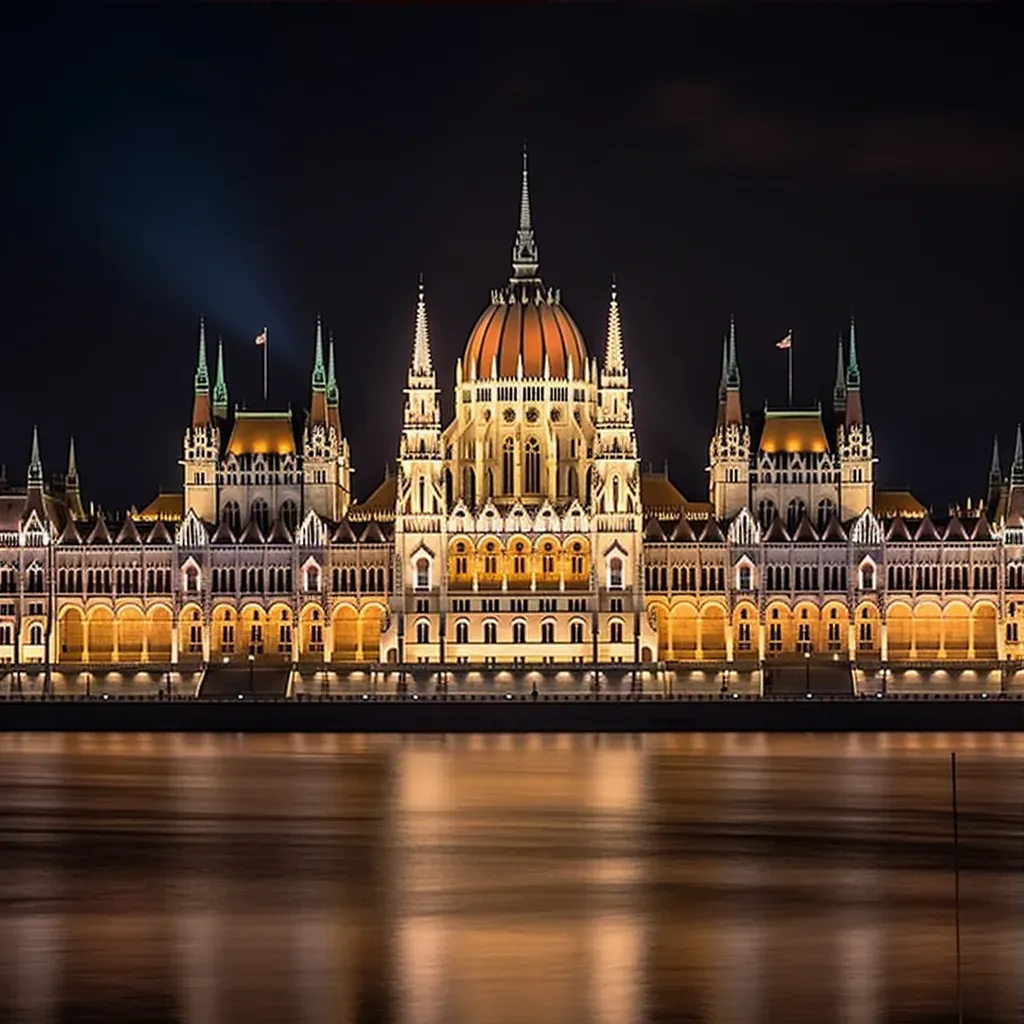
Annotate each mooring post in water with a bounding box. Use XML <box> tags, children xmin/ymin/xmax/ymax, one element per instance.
<box><xmin>951</xmin><ymin>751</ymin><xmax>963</xmax><ymax>1024</ymax></box>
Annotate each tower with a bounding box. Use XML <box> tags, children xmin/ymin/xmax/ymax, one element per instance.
<box><xmin>836</xmin><ymin>316</ymin><xmax>875</xmax><ymax>518</ymax></box>
<box><xmin>183</xmin><ymin>317</ymin><xmax>219</xmax><ymax>521</ymax></box>
<box><xmin>302</xmin><ymin>316</ymin><xmax>346</xmax><ymax>519</ymax></box>
<box><xmin>213</xmin><ymin>335</ymin><xmax>229</xmax><ymax>421</ymax></box>
<box><xmin>708</xmin><ymin>316</ymin><xmax>751</xmax><ymax>518</ymax></box>
<box><xmin>326</xmin><ymin>331</ymin><xmax>352</xmax><ymax>518</ymax></box>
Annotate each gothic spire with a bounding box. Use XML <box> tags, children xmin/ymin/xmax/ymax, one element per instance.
<box><xmin>411</xmin><ymin>274</ymin><xmax>433</xmax><ymax>376</ymax></box>
<box><xmin>725</xmin><ymin>314</ymin><xmax>740</xmax><ymax>389</ymax></box>
<box><xmin>1012</xmin><ymin>423</ymin><xmax>1024</xmax><ymax>485</ymax></box>
<box><xmin>194</xmin><ymin>316</ymin><xmax>209</xmax><ymax>393</ymax></box>
<box><xmin>511</xmin><ymin>142</ymin><xmax>540</xmax><ymax>280</ymax></box>
<box><xmin>28</xmin><ymin>425</ymin><xmax>43</xmax><ymax>487</ymax></box>
<box><xmin>717</xmin><ymin>333</ymin><xmax>729</xmax><ymax>401</ymax></box>
<box><xmin>67</xmin><ymin>435</ymin><xmax>78</xmax><ymax>482</ymax></box>
<box><xmin>833</xmin><ymin>335</ymin><xmax>847</xmax><ymax>414</ymax></box>
<box><xmin>212</xmin><ymin>334</ymin><xmax>228</xmax><ymax>418</ymax></box>
<box><xmin>846</xmin><ymin>316</ymin><xmax>860</xmax><ymax>388</ymax></box>
<box><xmin>327</xmin><ymin>331</ymin><xmax>339</xmax><ymax>405</ymax></box>
<box><xmin>312</xmin><ymin>315</ymin><xmax>327</xmax><ymax>391</ymax></box>
<box><xmin>604</xmin><ymin>277</ymin><xmax>625</xmax><ymax>375</ymax></box>
<box><xmin>989</xmin><ymin>435</ymin><xmax>1002</xmax><ymax>481</ymax></box>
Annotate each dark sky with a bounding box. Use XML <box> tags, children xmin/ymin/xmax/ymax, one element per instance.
<box><xmin>2</xmin><ymin>5</ymin><xmax>1021</xmax><ymax>514</ymax></box>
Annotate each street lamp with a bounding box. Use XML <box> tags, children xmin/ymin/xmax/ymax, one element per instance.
<box><xmin>248</xmin><ymin>653</ymin><xmax>255</xmax><ymax>695</ymax></box>
<box><xmin>804</xmin><ymin>649</ymin><xmax>811</xmax><ymax>695</ymax></box>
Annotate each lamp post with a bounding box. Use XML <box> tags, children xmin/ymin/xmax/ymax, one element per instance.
<box><xmin>804</xmin><ymin>649</ymin><xmax>811</xmax><ymax>695</ymax></box>
<box><xmin>248</xmin><ymin>652</ymin><xmax>255</xmax><ymax>695</ymax></box>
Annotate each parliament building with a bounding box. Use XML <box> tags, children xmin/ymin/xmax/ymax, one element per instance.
<box><xmin>2</xmin><ymin>156</ymin><xmax>1023</xmax><ymax>691</ymax></box>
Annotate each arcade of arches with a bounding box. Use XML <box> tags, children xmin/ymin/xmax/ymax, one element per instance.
<box><xmin>448</xmin><ymin>535</ymin><xmax>591</xmax><ymax>589</ymax></box>
<box><xmin>647</xmin><ymin>599</ymin><xmax>1000</xmax><ymax>662</ymax></box>
<box><xmin>55</xmin><ymin>602</ymin><xmax>386</xmax><ymax>664</ymax></box>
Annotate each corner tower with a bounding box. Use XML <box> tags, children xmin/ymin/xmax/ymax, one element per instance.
<box><xmin>708</xmin><ymin>316</ymin><xmax>751</xmax><ymax>518</ymax></box>
<box><xmin>183</xmin><ymin>317</ymin><xmax>219</xmax><ymax>521</ymax></box>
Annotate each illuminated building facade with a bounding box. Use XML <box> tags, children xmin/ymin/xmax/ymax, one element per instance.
<box><xmin>1</xmin><ymin>154</ymin><xmax>1022</xmax><ymax>683</ymax></box>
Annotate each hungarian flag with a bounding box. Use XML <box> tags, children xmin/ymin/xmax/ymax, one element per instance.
<box><xmin>254</xmin><ymin>328</ymin><xmax>267</xmax><ymax>346</ymax></box>
<box><xmin>776</xmin><ymin>332</ymin><xmax>792</xmax><ymax>350</ymax></box>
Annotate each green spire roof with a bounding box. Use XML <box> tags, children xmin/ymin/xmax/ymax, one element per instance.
<box><xmin>846</xmin><ymin>316</ymin><xmax>860</xmax><ymax>388</ymax></box>
<box><xmin>327</xmin><ymin>331</ymin><xmax>339</xmax><ymax>405</ymax></box>
<box><xmin>312</xmin><ymin>316</ymin><xmax>326</xmax><ymax>391</ymax></box>
<box><xmin>725</xmin><ymin>315</ymin><xmax>740</xmax><ymax>388</ymax></box>
<box><xmin>213</xmin><ymin>334</ymin><xmax>228</xmax><ymax>410</ymax></box>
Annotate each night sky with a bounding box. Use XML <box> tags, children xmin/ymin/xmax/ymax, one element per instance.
<box><xmin>2</xmin><ymin>6</ymin><xmax>1021</xmax><ymax>515</ymax></box>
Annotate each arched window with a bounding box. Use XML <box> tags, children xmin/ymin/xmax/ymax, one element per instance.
<box><xmin>463</xmin><ymin>466</ymin><xmax>476</xmax><ymax>508</ymax></box>
<box><xmin>610</xmin><ymin>620</ymin><xmax>624</xmax><ymax>644</ymax></box>
<box><xmin>512</xmin><ymin>619</ymin><xmax>526</xmax><ymax>644</ymax></box>
<box><xmin>541</xmin><ymin>620</ymin><xmax>555</xmax><ymax>644</ymax></box>
<box><xmin>737</xmin><ymin>565</ymin><xmax>753</xmax><ymax>591</ymax></box>
<box><xmin>757</xmin><ymin>499</ymin><xmax>776</xmax><ymax>530</ymax></box>
<box><xmin>222</xmin><ymin>501</ymin><xmax>241</xmax><ymax>535</ymax></box>
<box><xmin>183</xmin><ymin>565</ymin><xmax>199</xmax><ymax>593</ymax></box>
<box><xmin>415</xmin><ymin>556</ymin><xmax>430</xmax><ymax>591</ymax></box>
<box><xmin>502</xmin><ymin>437</ymin><xmax>515</xmax><ymax>495</ymax></box>
<box><xmin>455</xmin><ymin>619</ymin><xmax>469</xmax><ymax>644</ymax></box>
<box><xmin>524</xmin><ymin>437</ymin><xmax>541</xmax><ymax>493</ymax></box>
<box><xmin>609</xmin><ymin>556</ymin><xmax>624</xmax><ymax>589</ymax></box>
<box><xmin>483</xmin><ymin>620</ymin><xmax>497</xmax><ymax>644</ymax></box>
<box><xmin>28</xmin><ymin>623</ymin><xmax>43</xmax><ymax>646</ymax></box>
<box><xmin>570</xmin><ymin>619</ymin><xmax>585</xmax><ymax>644</ymax></box>
<box><xmin>305</xmin><ymin>564</ymin><xmax>320</xmax><ymax>592</ymax></box>
<box><xmin>860</xmin><ymin>563</ymin><xmax>875</xmax><ymax>590</ymax></box>
<box><xmin>816</xmin><ymin>497</ymin><xmax>834</xmax><ymax>532</ymax></box>
<box><xmin>250</xmin><ymin>498</ymin><xmax>270</xmax><ymax>535</ymax></box>
<box><xmin>280</xmin><ymin>500</ymin><xmax>298</xmax><ymax>532</ymax></box>
<box><xmin>416</xmin><ymin>619</ymin><xmax>430</xmax><ymax>644</ymax></box>
<box><xmin>567</xmin><ymin>465</ymin><xmax>578</xmax><ymax>499</ymax></box>
<box><xmin>786</xmin><ymin>498</ymin><xmax>806</xmax><ymax>534</ymax></box>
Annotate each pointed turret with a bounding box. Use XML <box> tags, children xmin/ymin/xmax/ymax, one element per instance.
<box><xmin>989</xmin><ymin>434</ymin><xmax>1002</xmax><ymax>484</ymax></box>
<box><xmin>511</xmin><ymin>143</ymin><xmax>540</xmax><ymax>280</ymax></box>
<box><xmin>28</xmin><ymin>425</ymin><xmax>43</xmax><ymax>488</ymax></box>
<box><xmin>722</xmin><ymin>316</ymin><xmax>743</xmax><ymax>427</ymax></box>
<box><xmin>603</xmin><ymin>277</ymin><xmax>625</xmax><ymax>376</ymax></box>
<box><xmin>832</xmin><ymin>335</ymin><xmax>846</xmax><ymax>415</ymax></box>
<box><xmin>411</xmin><ymin>275</ymin><xmax>433</xmax><ymax>376</ymax></box>
<box><xmin>65</xmin><ymin>436</ymin><xmax>85</xmax><ymax>519</ymax></box>
<box><xmin>327</xmin><ymin>332</ymin><xmax>339</xmax><ymax>405</ymax></box>
<box><xmin>1012</xmin><ymin>423</ymin><xmax>1024</xmax><ymax>486</ymax></box>
<box><xmin>191</xmin><ymin>317</ymin><xmax>212</xmax><ymax>427</ymax></box>
<box><xmin>309</xmin><ymin>315</ymin><xmax>328</xmax><ymax>426</ymax></box>
<box><xmin>717</xmin><ymin>334</ymin><xmax>728</xmax><ymax>403</ymax></box>
<box><xmin>212</xmin><ymin>334</ymin><xmax>228</xmax><ymax>420</ymax></box>
<box><xmin>844</xmin><ymin>316</ymin><xmax>863</xmax><ymax>426</ymax></box>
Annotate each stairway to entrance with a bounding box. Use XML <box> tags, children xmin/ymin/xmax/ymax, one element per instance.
<box><xmin>764</xmin><ymin>660</ymin><xmax>854</xmax><ymax>696</ymax></box>
<box><xmin>198</xmin><ymin>662</ymin><xmax>291</xmax><ymax>699</ymax></box>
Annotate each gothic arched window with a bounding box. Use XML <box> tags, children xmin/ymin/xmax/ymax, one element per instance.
<box><xmin>524</xmin><ymin>437</ymin><xmax>541</xmax><ymax>493</ymax></box>
<box><xmin>280</xmin><ymin>500</ymin><xmax>298</xmax><ymax>532</ymax></box>
<box><xmin>757</xmin><ymin>499</ymin><xmax>776</xmax><ymax>530</ymax></box>
<box><xmin>502</xmin><ymin>437</ymin><xmax>515</xmax><ymax>495</ymax></box>
<box><xmin>786</xmin><ymin>498</ymin><xmax>806</xmax><ymax>534</ymax></box>
<box><xmin>222</xmin><ymin>501</ymin><xmax>241</xmax><ymax>535</ymax></box>
<box><xmin>816</xmin><ymin>497</ymin><xmax>834</xmax><ymax>532</ymax></box>
<box><xmin>250</xmin><ymin>498</ymin><xmax>270</xmax><ymax>535</ymax></box>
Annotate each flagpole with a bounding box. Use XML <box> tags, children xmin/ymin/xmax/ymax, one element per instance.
<box><xmin>263</xmin><ymin>327</ymin><xmax>269</xmax><ymax>407</ymax></box>
<box><xmin>787</xmin><ymin>331</ymin><xmax>793</xmax><ymax>408</ymax></box>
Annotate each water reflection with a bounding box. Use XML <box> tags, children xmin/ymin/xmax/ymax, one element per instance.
<box><xmin>0</xmin><ymin>733</ymin><xmax>1022</xmax><ymax>1022</ymax></box>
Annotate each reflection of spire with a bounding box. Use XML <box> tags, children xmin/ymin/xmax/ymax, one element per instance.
<box><xmin>28</xmin><ymin>425</ymin><xmax>43</xmax><ymax>487</ymax></box>
<box><xmin>411</xmin><ymin>274</ymin><xmax>433</xmax><ymax>375</ymax></box>
<box><xmin>1012</xmin><ymin>423</ymin><xmax>1024</xmax><ymax>485</ymax></box>
<box><xmin>604</xmin><ymin>277</ymin><xmax>624</xmax><ymax>375</ymax></box>
<box><xmin>846</xmin><ymin>316</ymin><xmax>860</xmax><ymax>388</ymax></box>
<box><xmin>833</xmin><ymin>335</ymin><xmax>846</xmax><ymax>414</ymax></box>
<box><xmin>725</xmin><ymin>314</ymin><xmax>740</xmax><ymax>388</ymax></box>
<box><xmin>511</xmin><ymin>142</ymin><xmax>540</xmax><ymax>280</ymax></box>
<box><xmin>213</xmin><ymin>334</ymin><xmax>228</xmax><ymax>418</ymax></box>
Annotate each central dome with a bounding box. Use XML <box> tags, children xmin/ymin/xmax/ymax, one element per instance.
<box><xmin>463</xmin><ymin>283</ymin><xmax>588</xmax><ymax>380</ymax></box>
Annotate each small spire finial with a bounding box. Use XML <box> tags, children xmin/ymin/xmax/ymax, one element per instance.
<box><xmin>327</xmin><ymin>329</ymin><xmax>339</xmax><ymax>405</ymax></box>
<box><xmin>724</xmin><ymin>315</ymin><xmax>740</xmax><ymax>389</ymax></box>
<box><xmin>213</xmin><ymin>334</ymin><xmax>228</xmax><ymax>415</ymax></box>
<box><xmin>67</xmin><ymin>436</ymin><xmax>78</xmax><ymax>480</ymax></box>
<box><xmin>411</xmin><ymin>275</ymin><xmax>433</xmax><ymax>375</ymax></box>
<box><xmin>194</xmin><ymin>316</ymin><xmax>209</xmax><ymax>393</ymax></box>
<box><xmin>604</xmin><ymin>276</ymin><xmax>625</xmax><ymax>374</ymax></box>
<box><xmin>28</xmin><ymin>425</ymin><xmax>43</xmax><ymax>486</ymax></box>
<box><xmin>833</xmin><ymin>334</ymin><xmax>847</xmax><ymax>413</ymax></box>
<box><xmin>312</xmin><ymin>315</ymin><xmax>326</xmax><ymax>391</ymax></box>
<box><xmin>989</xmin><ymin>434</ymin><xmax>1002</xmax><ymax>481</ymax></box>
<box><xmin>846</xmin><ymin>316</ymin><xmax>860</xmax><ymax>387</ymax></box>
<box><xmin>511</xmin><ymin>143</ymin><xmax>540</xmax><ymax>280</ymax></box>
<box><xmin>1012</xmin><ymin>423</ymin><xmax>1024</xmax><ymax>485</ymax></box>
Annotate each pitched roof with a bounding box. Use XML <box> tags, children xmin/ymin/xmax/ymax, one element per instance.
<box><xmin>350</xmin><ymin>476</ymin><xmax>397</xmax><ymax>521</ymax></box>
<box><xmin>699</xmin><ymin>518</ymin><xmax>725</xmax><ymax>543</ymax></box>
<box><xmin>972</xmin><ymin>513</ymin><xmax>994</xmax><ymax>541</ymax></box>
<box><xmin>115</xmin><ymin>517</ymin><xmax>141</xmax><ymax>544</ymax></box>
<box><xmin>211</xmin><ymin>520</ymin><xmax>236</xmax><ymax>544</ymax></box>
<box><xmin>332</xmin><ymin>519</ymin><xmax>358</xmax><ymax>543</ymax></box>
<box><xmin>225</xmin><ymin>411</ymin><xmax>296</xmax><ymax>456</ymax></box>
<box><xmin>758</xmin><ymin>410</ymin><xmax>829</xmax><ymax>454</ymax></box>
<box><xmin>267</xmin><ymin>518</ymin><xmax>293</xmax><ymax>544</ymax></box>
<box><xmin>146</xmin><ymin>520</ymin><xmax>173</xmax><ymax>544</ymax></box>
<box><xmin>670</xmin><ymin>517</ymin><xmax>697</xmax><ymax>542</ymax></box>
<box><xmin>238</xmin><ymin>519</ymin><xmax>264</xmax><ymax>544</ymax></box>
<box><xmin>644</xmin><ymin>516</ymin><xmax>666</xmax><ymax>541</ymax></box>
<box><xmin>764</xmin><ymin>516</ymin><xmax>790</xmax><ymax>542</ymax></box>
<box><xmin>641</xmin><ymin>473</ymin><xmax>687</xmax><ymax>514</ymax></box>
<box><xmin>915</xmin><ymin>515</ymin><xmax>940</xmax><ymax>541</ymax></box>
<box><xmin>86</xmin><ymin>518</ymin><xmax>111</xmax><ymax>544</ymax></box>
<box><xmin>874</xmin><ymin>489</ymin><xmax>927</xmax><ymax>519</ymax></box>
<box><xmin>792</xmin><ymin>514</ymin><xmax>819</xmax><ymax>542</ymax></box>
<box><xmin>137</xmin><ymin>492</ymin><xmax>184</xmax><ymax>522</ymax></box>
<box><xmin>821</xmin><ymin>513</ymin><xmax>847</xmax><ymax>542</ymax></box>
<box><xmin>886</xmin><ymin>516</ymin><xmax>911</xmax><ymax>542</ymax></box>
<box><xmin>944</xmin><ymin>515</ymin><xmax>967</xmax><ymax>541</ymax></box>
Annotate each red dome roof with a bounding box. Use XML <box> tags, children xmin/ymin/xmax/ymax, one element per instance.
<box><xmin>463</xmin><ymin>285</ymin><xmax>588</xmax><ymax>380</ymax></box>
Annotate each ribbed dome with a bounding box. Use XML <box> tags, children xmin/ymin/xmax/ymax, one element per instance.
<box><xmin>463</xmin><ymin>283</ymin><xmax>588</xmax><ymax>380</ymax></box>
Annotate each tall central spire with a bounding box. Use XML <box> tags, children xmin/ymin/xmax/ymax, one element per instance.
<box><xmin>511</xmin><ymin>143</ymin><xmax>540</xmax><ymax>280</ymax></box>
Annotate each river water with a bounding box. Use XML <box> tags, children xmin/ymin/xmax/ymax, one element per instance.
<box><xmin>0</xmin><ymin>732</ymin><xmax>1022</xmax><ymax>1023</ymax></box>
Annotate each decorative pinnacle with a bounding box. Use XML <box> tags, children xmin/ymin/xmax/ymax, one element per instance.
<box><xmin>67</xmin><ymin>436</ymin><xmax>78</xmax><ymax>482</ymax></box>
<box><xmin>604</xmin><ymin>276</ymin><xmax>625</xmax><ymax>375</ymax></box>
<box><xmin>833</xmin><ymin>335</ymin><xmax>847</xmax><ymax>411</ymax></box>
<box><xmin>28</xmin><ymin>424</ymin><xmax>43</xmax><ymax>485</ymax></box>
<box><xmin>846</xmin><ymin>316</ymin><xmax>861</xmax><ymax>388</ymax></box>
<box><xmin>194</xmin><ymin>316</ymin><xmax>210</xmax><ymax>393</ymax></box>
<box><xmin>312</xmin><ymin>315</ymin><xmax>326</xmax><ymax>391</ymax></box>
<box><xmin>411</xmin><ymin>274</ymin><xmax>433</xmax><ymax>376</ymax></box>
<box><xmin>511</xmin><ymin>142</ymin><xmax>540</xmax><ymax>280</ymax></box>
<box><xmin>213</xmin><ymin>334</ymin><xmax>228</xmax><ymax>410</ymax></box>
<box><xmin>725</xmin><ymin>314</ymin><xmax>740</xmax><ymax>388</ymax></box>
<box><xmin>1012</xmin><ymin>423</ymin><xmax>1024</xmax><ymax>484</ymax></box>
<box><xmin>327</xmin><ymin>330</ymin><xmax>339</xmax><ymax>404</ymax></box>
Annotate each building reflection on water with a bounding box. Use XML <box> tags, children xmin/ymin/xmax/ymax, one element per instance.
<box><xmin>0</xmin><ymin>732</ymin><xmax>1023</xmax><ymax>1022</ymax></box>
